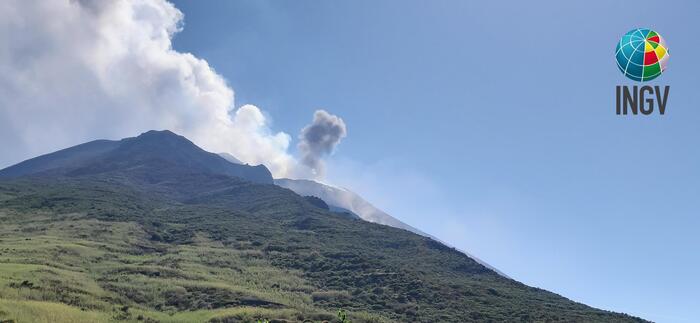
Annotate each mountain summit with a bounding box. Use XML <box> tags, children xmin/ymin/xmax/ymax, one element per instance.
<box><xmin>0</xmin><ymin>130</ymin><xmax>273</xmax><ymax>184</ymax></box>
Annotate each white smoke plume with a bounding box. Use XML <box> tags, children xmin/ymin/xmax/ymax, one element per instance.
<box><xmin>0</xmin><ymin>0</ymin><xmax>310</xmax><ymax>177</ymax></box>
<box><xmin>298</xmin><ymin>110</ymin><xmax>347</xmax><ymax>177</ymax></box>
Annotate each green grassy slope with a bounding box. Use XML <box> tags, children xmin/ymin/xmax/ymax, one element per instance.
<box><xmin>0</xmin><ymin>172</ymin><xmax>647</xmax><ymax>323</ymax></box>
<box><xmin>0</xmin><ymin>130</ymin><xmax>649</xmax><ymax>322</ymax></box>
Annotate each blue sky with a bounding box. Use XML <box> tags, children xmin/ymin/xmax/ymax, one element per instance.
<box><xmin>170</xmin><ymin>1</ymin><xmax>698</xmax><ymax>321</ymax></box>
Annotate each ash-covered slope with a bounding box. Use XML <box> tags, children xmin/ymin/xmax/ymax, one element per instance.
<box><xmin>275</xmin><ymin>178</ymin><xmax>423</xmax><ymax>233</ymax></box>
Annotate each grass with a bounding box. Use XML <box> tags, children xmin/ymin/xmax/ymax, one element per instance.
<box><xmin>0</xmin><ymin>208</ymin><xmax>383</xmax><ymax>322</ymax></box>
<box><xmin>0</xmin><ymin>299</ymin><xmax>110</xmax><ymax>323</ymax></box>
<box><xmin>0</xmin><ymin>170</ymin><xmax>648</xmax><ymax>322</ymax></box>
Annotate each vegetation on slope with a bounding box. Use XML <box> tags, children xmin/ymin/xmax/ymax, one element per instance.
<box><xmin>0</xmin><ymin>174</ymin><xmax>646</xmax><ymax>323</ymax></box>
<box><xmin>0</xmin><ymin>131</ymin><xmax>648</xmax><ymax>322</ymax></box>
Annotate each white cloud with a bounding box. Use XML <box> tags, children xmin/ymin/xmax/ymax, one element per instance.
<box><xmin>0</xmin><ymin>0</ymin><xmax>304</xmax><ymax>177</ymax></box>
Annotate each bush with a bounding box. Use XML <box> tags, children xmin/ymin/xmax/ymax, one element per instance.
<box><xmin>311</xmin><ymin>290</ymin><xmax>350</xmax><ymax>303</ymax></box>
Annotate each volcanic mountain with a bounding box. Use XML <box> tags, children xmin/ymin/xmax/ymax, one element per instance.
<box><xmin>0</xmin><ymin>130</ymin><xmax>646</xmax><ymax>322</ymax></box>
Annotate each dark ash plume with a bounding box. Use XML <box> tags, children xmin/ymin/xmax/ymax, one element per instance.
<box><xmin>298</xmin><ymin>110</ymin><xmax>347</xmax><ymax>176</ymax></box>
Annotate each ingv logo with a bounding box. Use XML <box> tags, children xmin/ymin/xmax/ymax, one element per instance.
<box><xmin>615</xmin><ymin>28</ymin><xmax>670</xmax><ymax>115</ymax></box>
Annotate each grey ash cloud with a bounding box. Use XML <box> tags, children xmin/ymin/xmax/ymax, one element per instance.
<box><xmin>298</xmin><ymin>110</ymin><xmax>347</xmax><ymax>176</ymax></box>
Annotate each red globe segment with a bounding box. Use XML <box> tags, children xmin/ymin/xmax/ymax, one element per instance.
<box><xmin>644</xmin><ymin>50</ymin><xmax>659</xmax><ymax>65</ymax></box>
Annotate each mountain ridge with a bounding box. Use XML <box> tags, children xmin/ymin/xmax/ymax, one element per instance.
<box><xmin>0</xmin><ymin>130</ymin><xmax>273</xmax><ymax>184</ymax></box>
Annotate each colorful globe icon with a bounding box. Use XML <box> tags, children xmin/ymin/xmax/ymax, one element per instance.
<box><xmin>615</xmin><ymin>28</ymin><xmax>669</xmax><ymax>81</ymax></box>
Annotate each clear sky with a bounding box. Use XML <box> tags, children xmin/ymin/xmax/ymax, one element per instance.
<box><xmin>167</xmin><ymin>1</ymin><xmax>698</xmax><ymax>321</ymax></box>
